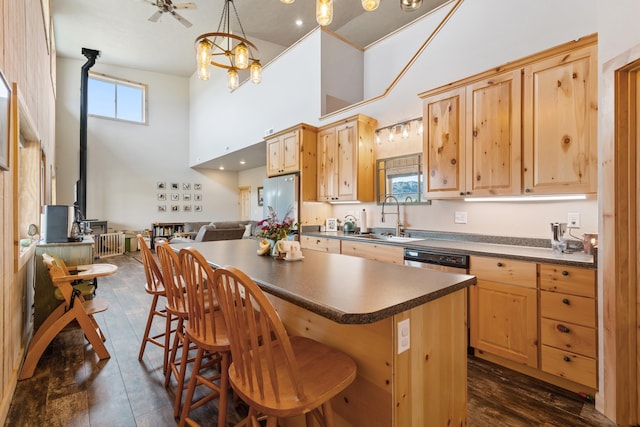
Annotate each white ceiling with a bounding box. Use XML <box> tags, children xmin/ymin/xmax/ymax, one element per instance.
<box><xmin>51</xmin><ymin>0</ymin><xmax>449</xmax><ymax>169</ymax></box>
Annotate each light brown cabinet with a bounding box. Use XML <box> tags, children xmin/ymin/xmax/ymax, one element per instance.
<box><xmin>340</xmin><ymin>240</ymin><xmax>404</xmax><ymax>264</ymax></box>
<box><xmin>539</xmin><ymin>264</ymin><xmax>597</xmax><ymax>388</ymax></box>
<box><xmin>299</xmin><ymin>236</ymin><xmax>341</xmax><ymax>254</ymax></box>
<box><xmin>421</xmin><ymin>39</ymin><xmax>596</xmax><ymax>199</ymax></box>
<box><xmin>423</xmin><ymin>70</ymin><xmax>522</xmax><ymax>199</ymax></box>
<box><xmin>469</xmin><ymin>256</ymin><xmax>538</xmax><ymax>367</ymax></box>
<box><xmin>266</xmin><ymin>124</ymin><xmax>317</xmax><ymax>181</ymax></box>
<box><xmin>317</xmin><ymin>114</ymin><xmax>377</xmax><ymax>202</ymax></box>
<box><xmin>522</xmin><ymin>45</ymin><xmax>597</xmax><ymax>195</ymax></box>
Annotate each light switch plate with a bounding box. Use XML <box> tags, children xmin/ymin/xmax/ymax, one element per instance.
<box><xmin>454</xmin><ymin>211</ymin><xmax>468</xmax><ymax>224</ymax></box>
<box><xmin>397</xmin><ymin>318</ymin><xmax>410</xmax><ymax>354</ymax></box>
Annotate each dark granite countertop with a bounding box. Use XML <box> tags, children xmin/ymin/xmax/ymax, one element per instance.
<box><xmin>170</xmin><ymin>239</ymin><xmax>476</xmax><ymax>324</ymax></box>
<box><xmin>303</xmin><ymin>231</ymin><xmax>596</xmax><ymax>269</ymax></box>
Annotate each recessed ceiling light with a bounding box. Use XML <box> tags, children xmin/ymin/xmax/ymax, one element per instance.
<box><xmin>240</xmin><ymin>160</ymin><xmax>246</xmax><ymax>165</ymax></box>
<box><xmin>295</xmin><ymin>19</ymin><xmax>303</xmax><ymax>27</ymax></box>
<box><xmin>219</xmin><ymin>166</ymin><xmax>225</xmax><ymax>170</ymax></box>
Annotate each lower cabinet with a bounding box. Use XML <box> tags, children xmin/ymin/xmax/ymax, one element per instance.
<box><xmin>539</xmin><ymin>264</ymin><xmax>597</xmax><ymax>389</ymax></box>
<box><xmin>340</xmin><ymin>240</ymin><xmax>404</xmax><ymax>265</ymax></box>
<box><xmin>469</xmin><ymin>256</ymin><xmax>538</xmax><ymax>368</ymax></box>
<box><xmin>300</xmin><ymin>236</ymin><xmax>341</xmax><ymax>254</ymax></box>
<box><xmin>470</xmin><ymin>256</ymin><xmax>598</xmax><ymax>391</ymax></box>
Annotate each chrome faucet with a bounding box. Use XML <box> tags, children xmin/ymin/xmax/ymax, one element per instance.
<box><xmin>404</xmin><ymin>195</ymin><xmax>414</xmax><ymax>203</ymax></box>
<box><xmin>381</xmin><ymin>195</ymin><xmax>403</xmax><ymax>236</ymax></box>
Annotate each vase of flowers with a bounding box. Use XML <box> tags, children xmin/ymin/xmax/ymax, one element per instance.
<box><xmin>256</xmin><ymin>206</ymin><xmax>299</xmax><ymax>257</ymax></box>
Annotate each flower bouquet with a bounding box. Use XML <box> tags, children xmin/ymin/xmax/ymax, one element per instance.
<box><xmin>256</xmin><ymin>206</ymin><xmax>299</xmax><ymax>256</ymax></box>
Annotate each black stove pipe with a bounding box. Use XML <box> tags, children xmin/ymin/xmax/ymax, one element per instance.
<box><xmin>78</xmin><ymin>48</ymin><xmax>100</xmax><ymax>217</ymax></box>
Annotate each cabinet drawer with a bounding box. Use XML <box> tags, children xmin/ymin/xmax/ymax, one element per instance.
<box><xmin>541</xmin><ymin>345</ymin><xmax>596</xmax><ymax>389</ymax></box>
<box><xmin>540</xmin><ymin>291</ymin><xmax>595</xmax><ymax>328</ymax></box>
<box><xmin>341</xmin><ymin>241</ymin><xmax>404</xmax><ymax>265</ymax></box>
<box><xmin>299</xmin><ymin>236</ymin><xmax>341</xmax><ymax>253</ymax></box>
<box><xmin>539</xmin><ymin>264</ymin><xmax>595</xmax><ymax>298</ymax></box>
<box><xmin>540</xmin><ymin>318</ymin><xmax>596</xmax><ymax>358</ymax></box>
<box><xmin>469</xmin><ymin>256</ymin><xmax>536</xmax><ymax>288</ymax></box>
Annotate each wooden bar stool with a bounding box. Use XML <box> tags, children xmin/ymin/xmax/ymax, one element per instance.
<box><xmin>137</xmin><ymin>234</ymin><xmax>170</xmax><ymax>369</ymax></box>
<box><xmin>19</xmin><ymin>254</ymin><xmax>115</xmax><ymax>380</ymax></box>
<box><xmin>211</xmin><ymin>265</ymin><xmax>357</xmax><ymax>427</ymax></box>
<box><xmin>178</xmin><ymin>247</ymin><xmax>231</xmax><ymax>427</ymax></box>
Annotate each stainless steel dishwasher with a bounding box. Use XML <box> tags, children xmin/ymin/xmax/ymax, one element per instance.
<box><xmin>403</xmin><ymin>248</ymin><xmax>469</xmax><ymax>273</ymax></box>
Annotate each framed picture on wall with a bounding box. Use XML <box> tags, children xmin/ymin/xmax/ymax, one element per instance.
<box><xmin>0</xmin><ymin>71</ymin><xmax>11</xmax><ymax>171</ymax></box>
<box><xmin>194</xmin><ymin>183</ymin><xmax>202</xmax><ymax>191</ymax></box>
<box><xmin>158</xmin><ymin>205</ymin><xmax>166</xmax><ymax>212</ymax></box>
<box><xmin>170</xmin><ymin>182</ymin><xmax>179</xmax><ymax>190</ymax></box>
<box><xmin>194</xmin><ymin>205</ymin><xmax>202</xmax><ymax>212</ymax></box>
<box><xmin>157</xmin><ymin>181</ymin><xmax>166</xmax><ymax>190</ymax></box>
<box><xmin>157</xmin><ymin>193</ymin><xmax>166</xmax><ymax>201</ymax></box>
<box><xmin>257</xmin><ymin>186</ymin><xmax>264</xmax><ymax>206</ymax></box>
<box><xmin>326</xmin><ymin>218</ymin><xmax>338</xmax><ymax>232</ymax></box>
<box><xmin>194</xmin><ymin>194</ymin><xmax>202</xmax><ymax>201</ymax></box>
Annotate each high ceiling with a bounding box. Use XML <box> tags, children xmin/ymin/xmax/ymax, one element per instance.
<box><xmin>51</xmin><ymin>0</ymin><xmax>450</xmax><ymax>170</ymax></box>
<box><xmin>52</xmin><ymin>0</ymin><xmax>450</xmax><ymax>77</ymax></box>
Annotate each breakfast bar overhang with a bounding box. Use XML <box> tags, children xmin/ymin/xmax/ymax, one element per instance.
<box><xmin>171</xmin><ymin>239</ymin><xmax>476</xmax><ymax>427</ymax></box>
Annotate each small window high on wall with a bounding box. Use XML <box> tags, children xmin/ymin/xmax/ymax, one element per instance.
<box><xmin>88</xmin><ymin>72</ymin><xmax>147</xmax><ymax>124</ymax></box>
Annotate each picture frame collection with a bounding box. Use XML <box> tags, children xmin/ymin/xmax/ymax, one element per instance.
<box><xmin>156</xmin><ymin>181</ymin><xmax>203</xmax><ymax>213</ymax></box>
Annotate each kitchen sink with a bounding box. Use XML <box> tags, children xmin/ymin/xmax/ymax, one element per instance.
<box><xmin>346</xmin><ymin>234</ymin><xmax>425</xmax><ymax>243</ymax></box>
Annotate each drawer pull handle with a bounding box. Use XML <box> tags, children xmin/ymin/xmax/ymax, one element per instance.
<box><xmin>562</xmin><ymin>298</ymin><xmax>570</xmax><ymax>305</ymax></box>
<box><xmin>496</xmin><ymin>262</ymin><xmax>503</xmax><ymax>267</ymax></box>
<box><xmin>316</xmin><ymin>240</ymin><xmax>321</xmax><ymax>244</ymax></box>
<box><xmin>563</xmin><ymin>356</ymin><xmax>571</xmax><ymax>362</ymax></box>
<box><xmin>561</xmin><ymin>270</ymin><xmax>569</xmax><ymax>276</ymax></box>
<box><xmin>557</xmin><ymin>324</ymin><xmax>571</xmax><ymax>333</ymax></box>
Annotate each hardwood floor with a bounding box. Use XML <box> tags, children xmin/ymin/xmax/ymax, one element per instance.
<box><xmin>5</xmin><ymin>253</ymin><xmax>616</xmax><ymax>427</ymax></box>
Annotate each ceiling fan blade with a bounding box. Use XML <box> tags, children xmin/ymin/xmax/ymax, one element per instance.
<box><xmin>148</xmin><ymin>10</ymin><xmax>163</xmax><ymax>22</ymax></box>
<box><xmin>171</xmin><ymin>11</ymin><xmax>192</xmax><ymax>28</ymax></box>
<box><xmin>174</xmin><ymin>2</ymin><xmax>197</xmax><ymax>10</ymax></box>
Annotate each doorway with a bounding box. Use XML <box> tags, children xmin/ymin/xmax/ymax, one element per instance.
<box><xmin>238</xmin><ymin>186</ymin><xmax>251</xmax><ymax>220</ymax></box>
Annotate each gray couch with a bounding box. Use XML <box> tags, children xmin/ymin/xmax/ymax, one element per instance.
<box><xmin>174</xmin><ymin>220</ymin><xmax>258</xmax><ymax>242</ymax></box>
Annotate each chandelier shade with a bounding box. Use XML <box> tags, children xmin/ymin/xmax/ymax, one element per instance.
<box><xmin>362</xmin><ymin>0</ymin><xmax>380</xmax><ymax>11</ymax></box>
<box><xmin>195</xmin><ymin>0</ymin><xmax>262</xmax><ymax>91</ymax></box>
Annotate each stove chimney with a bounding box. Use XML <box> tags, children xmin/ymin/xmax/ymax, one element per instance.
<box><xmin>78</xmin><ymin>48</ymin><xmax>100</xmax><ymax>217</ymax></box>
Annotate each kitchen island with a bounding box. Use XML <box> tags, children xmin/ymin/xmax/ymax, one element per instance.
<box><xmin>170</xmin><ymin>239</ymin><xmax>476</xmax><ymax>427</ymax></box>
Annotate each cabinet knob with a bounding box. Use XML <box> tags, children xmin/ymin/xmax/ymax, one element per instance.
<box><xmin>563</xmin><ymin>356</ymin><xmax>571</xmax><ymax>362</ymax></box>
<box><xmin>524</xmin><ymin>188</ymin><xmax>531</xmax><ymax>193</ymax></box>
<box><xmin>316</xmin><ymin>240</ymin><xmax>321</xmax><ymax>244</ymax></box>
<box><xmin>561</xmin><ymin>270</ymin><xmax>569</xmax><ymax>276</ymax></box>
<box><xmin>562</xmin><ymin>298</ymin><xmax>570</xmax><ymax>305</ymax></box>
<box><xmin>496</xmin><ymin>262</ymin><xmax>504</xmax><ymax>267</ymax></box>
<box><xmin>557</xmin><ymin>324</ymin><xmax>571</xmax><ymax>333</ymax></box>
<box><xmin>459</xmin><ymin>192</ymin><xmax>465</xmax><ymax>196</ymax></box>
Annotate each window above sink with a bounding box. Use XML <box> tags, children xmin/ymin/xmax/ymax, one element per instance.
<box><xmin>376</xmin><ymin>153</ymin><xmax>431</xmax><ymax>205</ymax></box>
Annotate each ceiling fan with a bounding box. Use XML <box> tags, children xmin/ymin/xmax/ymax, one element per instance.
<box><xmin>145</xmin><ymin>0</ymin><xmax>196</xmax><ymax>28</ymax></box>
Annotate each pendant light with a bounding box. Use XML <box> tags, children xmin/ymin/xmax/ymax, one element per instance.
<box><xmin>362</xmin><ymin>0</ymin><xmax>380</xmax><ymax>11</ymax></box>
<box><xmin>316</xmin><ymin>0</ymin><xmax>333</xmax><ymax>26</ymax></box>
<box><xmin>195</xmin><ymin>0</ymin><xmax>262</xmax><ymax>91</ymax></box>
<box><xmin>400</xmin><ymin>0</ymin><xmax>423</xmax><ymax>11</ymax></box>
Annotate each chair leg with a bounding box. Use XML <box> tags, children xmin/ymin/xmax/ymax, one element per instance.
<box><xmin>216</xmin><ymin>352</ymin><xmax>230</xmax><ymax>427</ymax></box>
<box><xmin>138</xmin><ymin>294</ymin><xmax>166</xmax><ymax>361</ymax></box>
<box><xmin>179</xmin><ymin>347</ymin><xmax>205</xmax><ymax>427</ymax></box>
<box><xmin>165</xmin><ymin>317</ymin><xmax>183</xmax><ymax>388</ymax></box>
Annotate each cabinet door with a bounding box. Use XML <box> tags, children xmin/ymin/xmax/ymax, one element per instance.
<box><xmin>465</xmin><ymin>70</ymin><xmax>522</xmax><ymax>196</ymax></box>
<box><xmin>266</xmin><ymin>135</ymin><xmax>283</xmax><ymax>177</ymax></box>
<box><xmin>340</xmin><ymin>240</ymin><xmax>404</xmax><ymax>264</ymax></box>
<box><xmin>523</xmin><ymin>45</ymin><xmax>597</xmax><ymax>194</ymax></box>
<box><xmin>317</xmin><ymin>128</ymin><xmax>337</xmax><ymax>201</ymax></box>
<box><xmin>423</xmin><ymin>87</ymin><xmax>466</xmax><ymax>198</ymax></box>
<box><xmin>470</xmin><ymin>280</ymin><xmax>538</xmax><ymax>367</ymax></box>
<box><xmin>299</xmin><ymin>236</ymin><xmax>341</xmax><ymax>253</ymax></box>
<box><xmin>336</xmin><ymin>122</ymin><xmax>356</xmax><ymax>200</ymax></box>
<box><xmin>281</xmin><ymin>130</ymin><xmax>300</xmax><ymax>174</ymax></box>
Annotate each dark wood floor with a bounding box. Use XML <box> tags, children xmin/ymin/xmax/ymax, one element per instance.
<box><xmin>5</xmin><ymin>253</ymin><xmax>617</xmax><ymax>427</ymax></box>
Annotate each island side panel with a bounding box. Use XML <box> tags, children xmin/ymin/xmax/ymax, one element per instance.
<box><xmin>394</xmin><ymin>288</ymin><xmax>468</xmax><ymax>427</ymax></box>
<box><xmin>267</xmin><ymin>295</ymin><xmax>393</xmax><ymax>427</ymax></box>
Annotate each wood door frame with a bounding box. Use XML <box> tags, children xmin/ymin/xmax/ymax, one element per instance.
<box><xmin>601</xmin><ymin>44</ymin><xmax>640</xmax><ymax>425</ymax></box>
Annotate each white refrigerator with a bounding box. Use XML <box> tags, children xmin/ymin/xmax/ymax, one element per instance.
<box><xmin>262</xmin><ymin>174</ymin><xmax>299</xmax><ymax>226</ymax></box>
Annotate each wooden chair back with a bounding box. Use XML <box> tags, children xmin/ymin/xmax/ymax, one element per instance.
<box><xmin>211</xmin><ymin>265</ymin><xmax>306</xmax><ymax>403</ymax></box>
<box><xmin>137</xmin><ymin>234</ymin><xmax>164</xmax><ymax>295</ymax></box>
<box><xmin>178</xmin><ymin>247</ymin><xmax>226</xmax><ymax>347</ymax></box>
<box><xmin>42</xmin><ymin>254</ymin><xmax>80</xmax><ymax>304</ymax></box>
<box><xmin>155</xmin><ymin>241</ymin><xmax>186</xmax><ymax>315</ymax></box>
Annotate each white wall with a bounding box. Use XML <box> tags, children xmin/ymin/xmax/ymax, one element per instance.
<box><xmin>239</xmin><ymin>166</ymin><xmax>268</xmax><ymax>220</ymax></box>
<box><xmin>56</xmin><ymin>58</ymin><xmax>241</xmax><ymax>232</ymax></box>
<box><xmin>321</xmin><ymin>30</ymin><xmax>364</xmax><ymax>114</ymax></box>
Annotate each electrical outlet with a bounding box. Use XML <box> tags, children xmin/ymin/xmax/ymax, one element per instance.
<box><xmin>567</xmin><ymin>212</ymin><xmax>581</xmax><ymax>228</ymax></box>
<box><xmin>454</xmin><ymin>211</ymin><xmax>468</xmax><ymax>224</ymax></box>
<box><xmin>397</xmin><ymin>318</ymin><xmax>410</xmax><ymax>354</ymax></box>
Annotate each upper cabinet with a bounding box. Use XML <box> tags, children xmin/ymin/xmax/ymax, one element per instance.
<box><xmin>265</xmin><ymin>124</ymin><xmax>317</xmax><ymax>178</ymax></box>
<box><xmin>522</xmin><ymin>45</ymin><xmax>597</xmax><ymax>195</ymax></box>
<box><xmin>423</xmin><ymin>71</ymin><xmax>522</xmax><ymax>199</ymax></box>
<box><xmin>420</xmin><ymin>37</ymin><xmax>596</xmax><ymax>199</ymax></box>
<box><xmin>317</xmin><ymin>114</ymin><xmax>377</xmax><ymax>202</ymax></box>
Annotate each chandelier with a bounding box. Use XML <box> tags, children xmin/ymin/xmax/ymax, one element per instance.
<box><xmin>195</xmin><ymin>0</ymin><xmax>262</xmax><ymax>91</ymax></box>
<box><xmin>281</xmin><ymin>0</ymin><xmax>422</xmax><ymax>26</ymax></box>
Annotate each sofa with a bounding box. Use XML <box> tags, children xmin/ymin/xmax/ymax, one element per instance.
<box><xmin>173</xmin><ymin>220</ymin><xmax>258</xmax><ymax>243</ymax></box>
